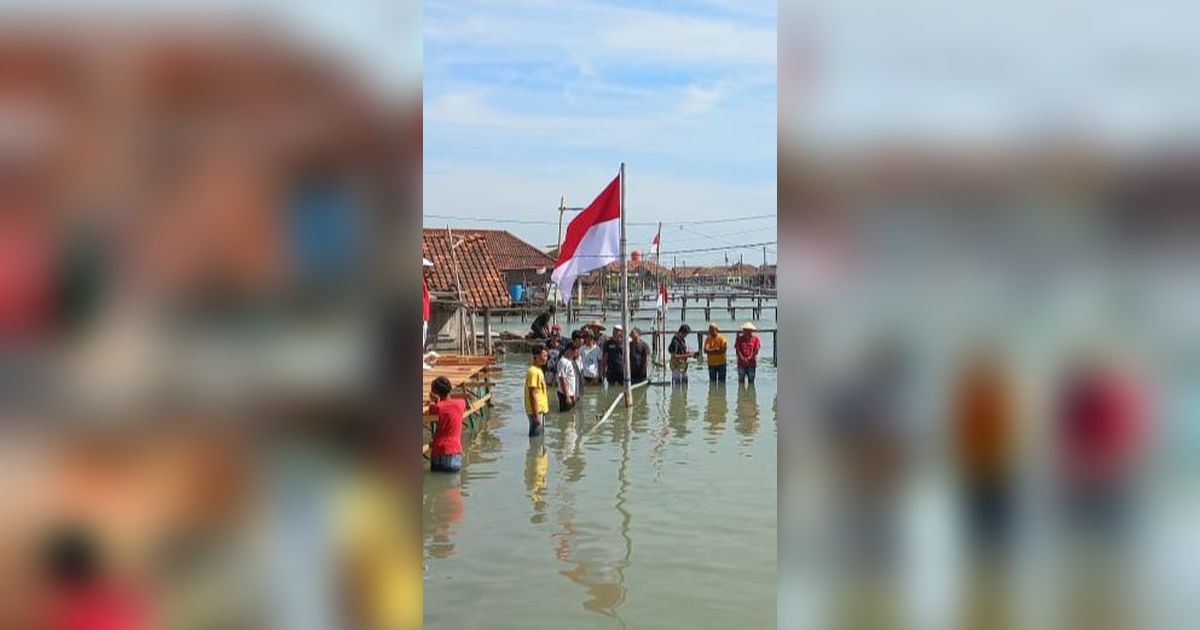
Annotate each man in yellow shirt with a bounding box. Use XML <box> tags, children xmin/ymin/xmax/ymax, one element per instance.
<box><xmin>704</xmin><ymin>322</ymin><xmax>728</xmax><ymax>383</ymax></box>
<box><xmin>526</xmin><ymin>345</ymin><xmax>550</xmax><ymax>437</ymax></box>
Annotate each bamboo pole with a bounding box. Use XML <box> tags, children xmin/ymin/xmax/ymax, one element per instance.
<box><xmin>619</xmin><ymin>163</ymin><xmax>632</xmax><ymax>406</ymax></box>
<box><xmin>586</xmin><ymin>380</ymin><xmax>649</xmax><ymax>437</ymax></box>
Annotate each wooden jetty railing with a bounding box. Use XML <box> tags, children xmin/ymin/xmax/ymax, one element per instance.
<box><xmin>491</xmin><ymin>293</ymin><xmax>778</xmax><ymax>325</ymax></box>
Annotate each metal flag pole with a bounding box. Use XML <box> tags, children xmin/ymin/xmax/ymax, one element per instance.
<box><xmin>619</xmin><ymin>162</ymin><xmax>633</xmax><ymax>406</ymax></box>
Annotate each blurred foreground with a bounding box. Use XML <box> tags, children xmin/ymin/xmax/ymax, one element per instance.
<box><xmin>0</xmin><ymin>10</ymin><xmax>421</xmax><ymax>630</ymax></box>
<box><xmin>780</xmin><ymin>1</ymin><xmax>1200</xmax><ymax>626</ymax></box>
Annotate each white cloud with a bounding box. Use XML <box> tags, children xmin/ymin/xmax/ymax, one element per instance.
<box><xmin>593</xmin><ymin>12</ymin><xmax>775</xmax><ymax>67</ymax></box>
<box><xmin>424</xmin><ymin>1</ymin><xmax>775</xmax><ymax>69</ymax></box>
<box><xmin>678</xmin><ymin>82</ymin><xmax>727</xmax><ymax>116</ymax></box>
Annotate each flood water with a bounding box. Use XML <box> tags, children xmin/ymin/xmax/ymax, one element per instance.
<box><xmin>423</xmin><ymin>353</ymin><xmax>777</xmax><ymax>629</ymax></box>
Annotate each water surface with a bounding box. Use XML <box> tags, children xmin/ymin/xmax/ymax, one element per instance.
<box><xmin>424</xmin><ymin>356</ymin><xmax>777</xmax><ymax>629</ymax></box>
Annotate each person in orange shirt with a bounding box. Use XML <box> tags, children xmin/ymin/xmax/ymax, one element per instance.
<box><xmin>703</xmin><ymin>322</ymin><xmax>728</xmax><ymax>383</ymax></box>
<box><xmin>951</xmin><ymin>347</ymin><xmax>1017</xmax><ymax>552</ymax></box>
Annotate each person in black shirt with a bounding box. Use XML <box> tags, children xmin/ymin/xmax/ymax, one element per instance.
<box><xmin>602</xmin><ymin>325</ymin><xmax>626</xmax><ymax>386</ymax></box>
<box><xmin>668</xmin><ymin>324</ymin><xmax>696</xmax><ymax>385</ymax></box>
<box><xmin>529</xmin><ymin>304</ymin><xmax>556</xmax><ymax>339</ymax></box>
<box><xmin>629</xmin><ymin>328</ymin><xmax>651</xmax><ymax>384</ymax></box>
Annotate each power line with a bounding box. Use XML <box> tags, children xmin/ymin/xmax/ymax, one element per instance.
<box><xmin>640</xmin><ymin>214</ymin><xmax>775</xmax><ymax>226</ymax></box>
<box><xmin>423</xmin><ymin>214</ymin><xmax>557</xmax><ymax>225</ymax></box>
<box><xmin>565</xmin><ymin>240</ymin><xmax>776</xmax><ymax>258</ymax></box>
<box><xmin>423</xmin><ymin>213</ymin><xmax>776</xmax><ymax>227</ymax></box>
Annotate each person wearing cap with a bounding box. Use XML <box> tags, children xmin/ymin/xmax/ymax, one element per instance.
<box><xmin>668</xmin><ymin>324</ymin><xmax>697</xmax><ymax>385</ymax></box>
<box><xmin>703</xmin><ymin>322</ymin><xmax>728</xmax><ymax>383</ymax></box>
<box><xmin>735</xmin><ymin>323</ymin><xmax>762</xmax><ymax>386</ymax></box>
<box><xmin>628</xmin><ymin>328</ymin><xmax>651</xmax><ymax>384</ymax></box>
<box><xmin>602</xmin><ymin>325</ymin><xmax>626</xmax><ymax>386</ymax></box>
<box><xmin>584</xmin><ymin>320</ymin><xmax>607</xmax><ymax>347</ymax></box>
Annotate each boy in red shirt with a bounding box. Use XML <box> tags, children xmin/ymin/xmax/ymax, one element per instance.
<box><xmin>40</xmin><ymin>524</ymin><xmax>151</xmax><ymax>630</ymax></box>
<box><xmin>427</xmin><ymin>376</ymin><xmax>465</xmax><ymax>472</ymax></box>
<box><xmin>735</xmin><ymin>322</ymin><xmax>762</xmax><ymax>386</ymax></box>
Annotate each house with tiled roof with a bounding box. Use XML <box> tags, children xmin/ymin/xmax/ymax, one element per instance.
<box><xmin>439</xmin><ymin>229</ymin><xmax>556</xmax><ymax>301</ymax></box>
<box><xmin>422</xmin><ymin>229</ymin><xmax>510</xmax><ymax>350</ymax></box>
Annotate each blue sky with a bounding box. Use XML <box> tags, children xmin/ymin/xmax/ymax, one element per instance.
<box><xmin>423</xmin><ymin>0</ymin><xmax>778</xmax><ymax>264</ymax></box>
<box><xmin>783</xmin><ymin>0</ymin><xmax>1200</xmax><ymax>152</ymax></box>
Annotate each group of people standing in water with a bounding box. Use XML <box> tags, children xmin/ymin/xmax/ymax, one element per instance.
<box><xmin>522</xmin><ymin>317</ymin><xmax>764</xmax><ymax>438</ymax></box>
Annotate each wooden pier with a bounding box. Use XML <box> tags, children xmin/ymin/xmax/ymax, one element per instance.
<box><xmin>422</xmin><ymin>354</ymin><xmax>500</xmax><ymax>433</ymax></box>
<box><xmin>491</xmin><ymin>291</ymin><xmax>778</xmax><ymax>326</ymax></box>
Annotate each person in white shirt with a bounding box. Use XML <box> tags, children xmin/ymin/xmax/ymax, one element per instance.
<box><xmin>579</xmin><ymin>331</ymin><xmax>602</xmax><ymax>385</ymax></box>
<box><xmin>556</xmin><ymin>342</ymin><xmax>580</xmax><ymax>412</ymax></box>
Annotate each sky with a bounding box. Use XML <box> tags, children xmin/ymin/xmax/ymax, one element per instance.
<box><xmin>423</xmin><ymin>0</ymin><xmax>778</xmax><ymax>265</ymax></box>
<box><xmin>783</xmin><ymin>0</ymin><xmax>1200</xmax><ymax>152</ymax></box>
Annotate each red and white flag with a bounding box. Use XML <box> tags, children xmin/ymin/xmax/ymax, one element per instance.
<box><xmin>552</xmin><ymin>173</ymin><xmax>621</xmax><ymax>303</ymax></box>
<box><xmin>650</xmin><ymin>231</ymin><xmax>660</xmax><ymax>257</ymax></box>
<box><xmin>655</xmin><ymin>281</ymin><xmax>668</xmax><ymax>315</ymax></box>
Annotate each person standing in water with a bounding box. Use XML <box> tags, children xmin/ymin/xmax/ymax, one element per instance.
<box><xmin>735</xmin><ymin>323</ymin><xmax>762</xmax><ymax>386</ymax></box>
<box><xmin>556</xmin><ymin>342</ymin><xmax>580</xmax><ymax>412</ymax></box>
<box><xmin>525</xmin><ymin>345</ymin><xmax>550</xmax><ymax>437</ymax></box>
<box><xmin>703</xmin><ymin>322</ymin><xmax>728</xmax><ymax>383</ymax></box>
<box><xmin>602</xmin><ymin>325</ymin><xmax>627</xmax><ymax>387</ymax></box>
<box><xmin>668</xmin><ymin>324</ymin><xmax>695</xmax><ymax>385</ymax></box>
<box><xmin>629</xmin><ymin>328</ymin><xmax>651</xmax><ymax>384</ymax></box>
<box><xmin>427</xmin><ymin>375</ymin><xmax>466</xmax><ymax>472</ymax></box>
<box><xmin>579</xmin><ymin>331</ymin><xmax>602</xmax><ymax>385</ymax></box>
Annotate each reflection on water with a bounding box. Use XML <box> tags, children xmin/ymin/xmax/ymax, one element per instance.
<box><xmin>422</xmin><ymin>477</ymin><xmax>463</xmax><ymax>560</ymax></box>
<box><xmin>704</xmin><ymin>384</ymin><xmax>728</xmax><ymax>444</ymax></box>
<box><xmin>423</xmin><ymin>357</ymin><xmax>776</xmax><ymax>628</ymax></box>
<box><xmin>736</xmin><ymin>384</ymin><xmax>761</xmax><ymax>440</ymax></box>
<box><xmin>525</xmin><ymin>442</ymin><xmax>549</xmax><ymax>524</ymax></box>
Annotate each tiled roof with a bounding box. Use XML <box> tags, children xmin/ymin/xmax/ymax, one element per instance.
<box><xmin>601</xmin><ymin>258</ymin><xmax>670</xmax><ymax>276</ymax></box>
<box><xmin>445</xmin><ymin>229</ymin><xmax>556</xmax><ymax>272</ymax></box>
<box><xmin>672</xmin><ymin>264</ymin><xmax>766</xmax><ymax>278</ymax></box>
<box><xmin>422</xmin><ymin>229</ymin><xmax>510</xmax><ymax>309</ymax></box>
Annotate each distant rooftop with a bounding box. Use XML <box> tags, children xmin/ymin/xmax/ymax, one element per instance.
<box><xmin>429</xmin><ymin>228</ymin><xmax>555</xmax><ymax>272</ymax></box>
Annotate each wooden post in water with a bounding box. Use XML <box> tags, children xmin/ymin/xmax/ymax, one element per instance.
<box><xmin>470</xmin><ymin>311</ymin><xmax>479</xmax><ymax>354</ymax></box>
<box><xmin>457</xmin><ymin>309</ymin><xmax>466</xmax><ymax>354</ymax></box>
<box><xmin>484</xmin><ymin>308</ymin><xmax>493</xmax><ymax>355</ymax></box>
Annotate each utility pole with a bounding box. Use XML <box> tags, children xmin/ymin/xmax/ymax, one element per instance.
<box><xmin>619</xmin><ymin>163</ymin><xmax>632</xmax><ymax>406</ymax></box>
<box><xmin>555</xmin><ymin>197</ymin><xmax>585</xmax><ymax>323</ymax></box>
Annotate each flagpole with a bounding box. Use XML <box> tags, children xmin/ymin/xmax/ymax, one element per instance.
<box><xmin>655</xmin><ymin>221</ymin><xmax>664</xmax><ymax>374</ymax></box>
<box><xmin>619</xmin><ymin>163</ymin><xmax>632</xmax><ymax>406</ymax></box>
